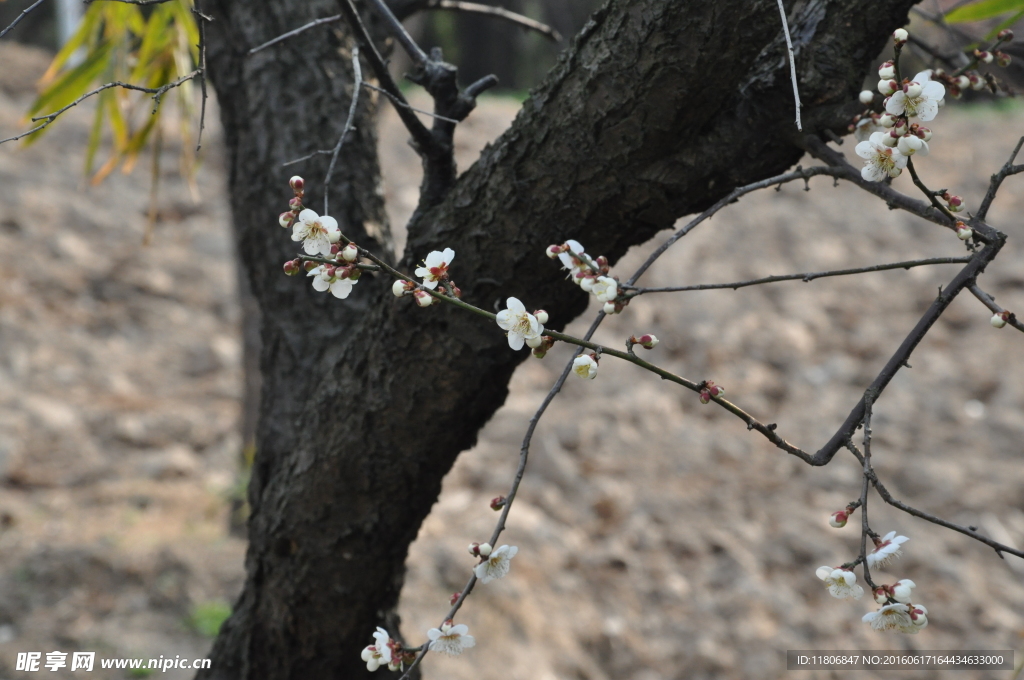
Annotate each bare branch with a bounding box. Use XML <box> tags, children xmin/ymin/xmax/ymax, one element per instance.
<box><xmin>624</xmin><ymin>257</ymin><xmax>972</xmax><ymax>295</ymax></box>
<box><xmin>858</xmin><ymin>395</ymin><xmax>878</xmax><ymax>589</ymax></box>
<box><xmin>364</xmin><ymin>0</ymin><xmax>428</xmax><ymax>66</ymax></box>
<box><xmin>846</xmin><ymin>441</ymin><xmax>1024</xmax><ymax>560</ymax></box>
<box><xmin>968</xmin><ymin>283</ymin><xmax>1024</xmax><ymax>334</ymax></box>
<box><xmin>0</xmin><ymin>0</ymin><xmax>46</xmax><ymax>40</ymax></box>
<box><xmin>906</xmin><ymin>158</ymin><xmax>957</xmax><ymax>222</ymax></box>
<box><xmin>86</xmin><ymin>0</ymin><xmax>175</xmax><ymax>5</ymax></box>
<box><xmin>425</xmin><ymin>0</ymin><xmax>562</xmax><ymax>42</ymax></box>
<box><xmin>775</xmin><ymin>0</ymin><xmax>802</xmax><ymax>131</ymax></box>
<box><xmin>324</xmin><ymin>47</ymin><xmax>362</xmax><ymax>216</ymax></box>
<box><xmin>977</xmin><ymin>136</ymin><xmax>1024</xmax><ymax>221</ymax></box>
<box><xmin>248</xmin><ymin>15</ymin><xmax>342</xmax><ymax>55</ymax></box>
<box><xmin>194</xmin><ymin>2</ymin><xmax>209</xmax><ymax>153</ymax></box>
<box><xmin>360</xmin><ymin>82</ymin><xmax>459</xmax><ymax>123</ymax></box>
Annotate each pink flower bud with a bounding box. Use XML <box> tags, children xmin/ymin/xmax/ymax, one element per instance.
<box><xmin>969</xmin><ymin>73</ymin><xmax>985</xmax><ymax>90</ymax></box>
<box><xmin>279</xmin><ymin>211</ymin><xmax>296</xmax><ymax>228</ymax></box>
<box><xmin>829</xmin><ymin>510</ymin><xmax>848</xmax><ymax>528</ymax></box>
<box><xmin>449</xmin><ymin>592</ymin><xmax>462</xmax><ymax>606</ymax></box>
<box><xmin>283</xmin><ymin>260</ymin><xmax>300</xmax><ymax>276</ymax></box>
<box><xmin>873</xmin><ymin>586</ymin><xmax>889</xmax><ymax>605</ymax></box>
<box><xmin>893</xmin><ymin>28</ymin><xmax>908</xmax><ymax>43</ymax></box>
<box><xmin>699</xmin><ymin>389</ymin><xmax>711</xmax><ymax>404</ymax></box>
<box><xmin>413</xmin><ymin>290</ymin><xmax>435</xmax><ymax>307</ymax></box>
<box><xmin>709</xmin><ymin>384</ymin><xmax>725</xmax><ymax>398</ymax></box>
<box><xmin>955</xmin><ymin>221</ymin><xmax>972</xmax><ymax>241</ymax></box>
<box><xmin>879</xmin><ymin>113</ymin><xmax>897</xmax><ymax>128</ymax></box>
<box><xmin>289</xmin><ymin>175</ymin><xmax>304</xmax><ymax>193</ymax></box>
<box><xmin>996</xmin><ymin>51</ymin><xmax>1012</xmax><ymax>67</ymax></box>
<box><xmin>288</xmin><ymin>197</ymin><xmax>303</xmax><ymax>211</ymax></box>
<box><xmin>303</xmin><ymin>260</ymin><xmax>318</xmax><ymax>272</ymax></box>
<box><xmin>917</xmin><ymin>126</ymin><xmax>931</xmax><ymax>141</ymax></box>
<box><xmin>946</xmin><ymin>194</ymin><xmax>965</xmax><ymax>212</ymax></box>
<box><xmin>467</xmin><ymin>543</ymin><xmax>481</xmax><ymax>556</ymax></box>
<box><xmin>490</xmin><ymin>496</ymin><xmax>506</xmax><ymax>511</ymax></box>
<box><xmin>341</xmin><ymin>243</ymin><xmax>359</xmax><ymax>262</ymax></box>
<box><xmin>975</xmin><ymin>49</ymin><xmax>993</xmax><ymax>64</ymax></box>
<box><xmin>955</xmin><ymin>75</ymin><xmax>970</xmax><ymax>90</ymax></box>
<box><xmin>637</xmin><ymin>334</ymin><xmax>658</xmax><ymax>349</ymax></box>
<box><xmin>546</xmin><ymin>245</ymin><xmax>561</xmax><ymax>259</ymax></box>
<box><xmin>878</xmin><ymin>61</ymin><xmax>895</xmax><ymax>80</ymax></box>
<box><xmin>534</xmin><ymin>309</ymin><xmax>549</xmax><ymax>324</ymax></box>
<box><xmin>859</xmin><ymin>90</ymin><xmax>874</xmax><ymax>105</ymax></box>
<box><xmin>595</xmin><ymin>255</ymin><xmax>608</xmax><ymax>269</ymax></box>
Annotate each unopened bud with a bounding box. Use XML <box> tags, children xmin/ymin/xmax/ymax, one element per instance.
<box><xmin>708</xmin><ymin>384</ymin><xmax>725</xmax><ymax>398</ymax></box>
<box><xmin>969</xmin><ymin>73</ymin><xmax>985</xmax><ymax>91</ymax></box>
<box><xmin>996</xmin><ymin>51</ymin><xmax>1012</xmax><ymax>67</ymax></box>
<box><xmin>289</xmin><ymin>176</ymin><xmax>304</xmax><ymax>194</ymax></box>
<box><xmin>945</xmin><ymin>194</ymin><xmax>964</xmax><ymax>212</ymax></box>
<box><xmin>526</xmin><ymin>335</ymin><xmax>544</xmax><ymax>349</ymax></box>
<box><xmin>637</xmin><ymin>334</ymin><xmax>658</xmax><ymax>349</ymax></box>
<box><xmin>829</xmin><ymin>510</ymin><xmax>848</xmax><ymax>528</ymax></box>
<box><xmin>904</xmin><ymin>82</ymin><xmax>923</xmax><ymax>98</ymax></box>
<box><xmin>879</xmin><ymin>113</ymin><xmax>897</xmax><ymax>128</ymax></box>
<box><xmin>490</xmin><ymin>496</ymin><xmax>506</xmax><ymax>511</ymax></box>
<box><xmin>955</xmin><ymin>222</ymin><xmax>973</xmax><ymax>241</ymax></box>
<box><xmin>873</xmin><ymin>586</ymin><xmax>889</xmax><ymax>605</ymax></box>
<box><xmin>859</xmin><ymin>90</ymin><xmax>875</xmax><ymax>105</ymax></box>
<box><xmin>603</xmin><ymin>302</ymin><xmax>617</xmax><ymax>314</ymax></box>
<box><xmin>449</xmin><ymin>592</ymin><xmax>462</xmax><ymax>606</ymax></box>
<box><xmin>450</xmin><ymin>284</ymin><xmax>462</xmax><ymax>298</ymax></box>
<box><xmin>699</xmin><ymin>389</ymin><xmax>711</xmax><ymax>405</ymax></box>
<box><xmin>348</xmin><ymin>267</ymin><xmax>362</xmax><ymax>281</ymax></box>
<box><xmin>303</xmin><ymin>260</ymin><xmax>318</xmax><ymax>272</ymax></box>
<box><xmin>997</xmin><ymin>29</ymin><xmax>1014</xmax><ymax>41</ymax></box>
<box><xmin>546</xmin><ymin>245</ymin><xmax>561</xmax><ymax>259</ymax></box>
<box><xmin>893</xmin><ymin>28</ymin><xmax>908</xmax><ymax>43</ymax></box>
<box><xmin>878</xmin><ymin>61</ymin><xmax>895</xmax><ymax>80</ymax></box>
<box><xmin>288</xmin><ymin>197</ymin><xmax>303</xmax><ymax>211</ymax></box>
<box><xmin>991</xmin><ymin>311</ymin><xmax>1010</xmax><ymax>328</ymax></box>
<box><xmin>595</xmin><ymin>255</ymin><xmax>608</xmax><ymax>269</ymax></box>
<box><xmin>478</xmin><ymin>543</ymin><xmax>493</xmax><ymax>557</ymax></box>
<box><xmin>878</xmin><ymin>79</ymin><xmax>896</xmax><ymax>96</ymax></box>
<box><xmin>467</xmin><ymin>543</ymin><xmax>481</xmax><ymax>557</ymax></box>
<box><xmin>413</xmin><ymin>290</ymin><xmax>435</xmax><ymax>307</ymax></box>
<box><xmin>918</xmin><ymin>126</ymin><xmax>932</xmax><ymax>141</ymax></box>
<box><xmin>279</xmin><ymin>211</ymin><xmax>296</xmax><ymax>228</ymax></box>
<box><xmin>328</xmin><ymin>230</ymin><xmax>341</xmax><ymax>244</ymax></box>
<box><xmin>283</xmin><ymin>260</ymin><xmax>300</xmax><ymax>276</ymax></box>
<box><xmin>949</xmin><ymin>84</ymin><xmax>962</xmax><ymax>99</ymax></box>
<box><xmin>534</xmin><ymin>309</ymin><xmax>549</xmax><ymax>324</ymax></box>
<box><xmin>532</xmin><ymin>347</ymin><xmax>548</xmax><ymax>359</ymax></box>
<box><xmin>341</xmin><ymin>243</ymin><xmax>359</xmax><ymax>262</ymax></box>
<box><xmin>975</xmin><ymin>49</ymin><xmax>993</xmax><ymax>64</ymax></box>
<box><xmin>393</xmin><ymin>280</ymin><xmax>413</xmax><ymax>297</ymax></box>
<box><xmin>955</xmin><ymin>75</ymin><xmax>970</xmax><ymax>90</ymax></box>
<box><xmin>330</xmin><ymin>244</ymin><xmax>340</xmax><ymax>255</ymax></box>
<box><xmin>882</xmin><ymin>131</ymin><xmax>899</xmax><ymax>148</ymax></box>
<box><xmin>892</xmin><ymin>119</ymin><xmax>907</xmax><ymax>135</ymax></box>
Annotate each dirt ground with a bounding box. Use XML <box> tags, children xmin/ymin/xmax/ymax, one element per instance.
<box><xmin>1</xmin><ymin>40</ymin><xmax>1023</xmax><ymax>680</ymax></box>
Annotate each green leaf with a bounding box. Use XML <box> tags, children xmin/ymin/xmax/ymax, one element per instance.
<box><xmin>84</xmin><ymin>88</ymin><xmax>110</xmax><ymax>175</ymax></box>
<box><xmin>946</xmin><ymin>0</ymin><xmax>1024</xmax><ymax>23</ymax></box>
<box><xmin>23</xmin><ymin>41</ymin><xmax>115</xmax><ymax>146</ymax></box>
<box><xmin>985</xmin><ymin>7</ymin><xmax>1024</xmax><ymax>38</ymax></box>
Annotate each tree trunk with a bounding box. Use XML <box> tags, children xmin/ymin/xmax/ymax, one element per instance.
<box><xmin>199</xmin><ymin>0</ymin><xmax>918</xmax><ymax>677</ymax></box>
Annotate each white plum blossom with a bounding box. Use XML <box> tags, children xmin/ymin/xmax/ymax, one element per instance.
<box><xmin>855</xmin><ymin>132</ymin><xmax>908</xmax><ymax>182</ymax></box>
<box><xmin>427</xmin><ymin>622</ymin><xmax>476</xmax><ymax>657</ymax></box>
<box><xmin>558</xmin><ymin>239</ymin><xmax>587</xmax><ymax>275</ymax></box>
<box><xmin>474</xmin><ymin>544</ymin><xmax>518</xmax><ymax>583</ymax></box>
<box><xmin>866</xmin><ymin>531</ymin><xmax>909</xmax><ymax>569</ymax></box>
<box><xmin>308</xmin><ymin>266</ymin><xmax>358</xmax><ymax>299</ymax></box>
<box><xmin>573</xmin><ymin>354</ymin><xmax>599</xmax><ymax>379</ymax></box>
<box><xmin>897</xmin><ymin>134</ymin><xmax>929</xmax><ymax>157</ymax></box>
<box><xmin>885</xmin><ymin>71</ymin><xmax>945</xmax><ymax>121</ymax></box>
<box><xmin>496</xmin><ymin>298</ymin><xmax>544</xmax><ymax>350</ymax></box>
<box><xmin>591</xmin><ymin>276</ymin><xmax>618</xmax><ymax>303</ymax></box>
<box><xmin>815</xmin><ymin>566</ymin><xmax>864</xmax><ymax>600</ymax></box>
<box><xmin>863</xmin><ymin>603</ymin><xmax>914</xmax><ymax>632</ymax></box>
<box><xmin>360</xmin><ymin>627</ymin><xmax>392</xmax><ymax>672</ymax></box>
<box><xmin>414</xmin><ymin>248</ymin><xmax>455</xmax><ymax>289</ymax></box>
<box><xmin>892</xmin><ymin>579</ymin><xmax>916</xmax><ymax>603</ymax></box>
<box><xmin>908</xmin><ymin>603</ymin><xmax>928</xmax><ymax>630</ymax></box>
<box><xmin>292</xmin><ymin>209</ymin><xmax>340</xmax><ymax>256</ymax></box>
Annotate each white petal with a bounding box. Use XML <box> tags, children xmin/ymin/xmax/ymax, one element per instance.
<box><xmin>855</xmin><ymin>140</ymin><xmax>876</xmax><ymax>160</ymax></box>
<box><xmin>816</xmin><ymin>566</ymin><xmax>832</xmax><ymax>580</ymax></box>
<box><xmin>330</xmin><ymin>281</ymin><xmax>353</xmax><ymax>298</ymax></box>
<box><xmin>422</xmin><ymin>279</ymin><xmax>438</xmax><ymax>290</ymax></box>
<box><xmin>442</xmin><ymin>248</ymin><xmax>455</xmax><ymax>263</ymax></box>
<box><xmin>495</xmin><ymin>310</ymin><xmax>513</xmax><ymax>330</ymax></box>
<box><xmin>424</xmin><ymin>251</ymin><xmax>443</xmax><ymax>267</ymax></box>
<box><xmin>320</xmin><ymin>215</ymin><xmax>339</xmax><ymax>231</ymax></box>
<box><xmin>885</xmin><ymin>92</ymin><xmax>907</xmax><ymax>115</ymax></box>
<box><xmin>508</xmin><ymin>332</ymin><xmax>525</xmax><ymax>351</ymax></box>
<box><xmin>566</xmin><ymin>239</ymin><xmax>583</xmax><ymax>253</ymax></box>
<box><xmin>861</xmin><ymin>164</ymin><xmax>885</xmax><ymax>182</ymax></box>
<box><xmin>312</xmin><ymin>277</ymin><xmax>330</xmax><ymax>292</ymax></box>
<box><xmin>459</xmin><ymin>634</ymin><xmax>475</xmax><ymax>649</ymax></box>
<box><xmin>506</xmin><ymin>297</ymin><xmax>525</xmax><ymax>313</ymax></box>
<box><xmin>298</xmin><ymin>208</ymin><xmax>319</xmax><ymax>223</ymax></box>
<box><xmin>916</xmin><ymin>99</ymin><xmax>939</xmax><ymax>122</ymax></box>
<box><xmin>426</xmin><ymin>628</ymin><xmax>441</xmax><ymax>641</ymax></box>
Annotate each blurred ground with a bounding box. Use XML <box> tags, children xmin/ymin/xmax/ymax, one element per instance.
<box><xmin>1</xmin><ymin>40</ymin><xmax>1024</xmax><ymax>680</ymax></box>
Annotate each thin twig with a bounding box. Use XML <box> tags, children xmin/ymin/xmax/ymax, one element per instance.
<box><xmin>324</xmin><ymin>47</ymin><xmax>362</xmax><ymax>216</ymax></box>
<box><xmin>776</xmin><ymin>0</ymin><xmax>802</xmax><ymax>131</ymax></box>
<box><xmin>361</xmin><ymin>82</ymin><xmax>460</xmax><ymax>123</ymax></box>
<box><xmin>968</xmin><ymin>283</ymin><xmax>1024</xmax><ymax>334</ymax></box>
<box><xmin>906</xmin><ymin>158</ymin><xmax>956</xmax><ymax>222</ymax></box>
<box><xmin>977</xmin><ymin>136</ymin><xmax>1024</xmax><ymax>221</ymax></box>
<box><xmin>858</xmin><ymin>394</ymin><xmax>878</xmax><ymax>590</ymax></box>
<box><xmin>247</xmin><ymin>15</ymin><xmax>342</xmax><ymax>55</ymax></box>
<box><xmin>86</xmin><ymin>0</ymin><xmax>174</xmax><ymax>4</ymax></box>
<box><xmin>0</xmin><ymin>0</ymin><xmax>46</xmax><ymax>40</ymax></box>
<box><xmin>364</xmin><ymin>0</ymin><xmax>428</xmax><ymax>66</ymax></box>
<box><xmin>194</xmin><ymin>2</ymin><xmax>209</xmax><ymax>153</ymax></box>
<box><xmin>425</xmin><ymin>0</ymin><xmax>561</xmax><ymax>42</ymax></box>
<box><xmin>624</xmin><ymin>257</ymin><xmax>972</xmax><ymax>295</ymax></box>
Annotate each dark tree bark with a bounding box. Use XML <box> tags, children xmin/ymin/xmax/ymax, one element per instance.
<box><xmin>199</xmin><ymin>0</ymin><xmax>918</xmax><ymax>677</ymax></box>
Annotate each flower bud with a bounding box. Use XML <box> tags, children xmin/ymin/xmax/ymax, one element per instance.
<box><xmin>904</xmin><ymin>82</ymin><xmax>923</xmax><ymax>98</ymax></box>
<box><xmin>949</xmin><ymin>84</ymin><xmax>962</xmax><ymax>99</ymax></box>
<box><xmin>969</xmin><ymin>73</ymin><xmax>985</xmax><ymax>90</ymax></box>
<box><xmin>449</xmin><ymin>592</ymin><xmax>462</xmax><ymax>606</ymax></box>
<box><xmin>289</xmin><ymin>176</ymin><xmax>304</xmax><ymax>193</ymax></box>
<box><xmin>546</xmin><ymin>245</ymin><xmax>561</xmax><ymax>259</ymax></box>
<box><xmin>490</xmin><ymin>496</ymin><xmax>506</xmax><ymax>511</ymax></box>
<box><xmin>975</xmin><ymin>49</ymin><xmax>993</xmax><ymax>64</ymax></box>
<box><xmin>996</xmin><ymin>50</ymin><xmax>1012</xmax><ymax>67</ymax></box>
<box><xmin>467</xmin><ymin>543</ymin><xmax>481</xmax><ymax>556</ymax></box>
<box><xmin>893</xmin><ymin>28</ymin><xmax>908</xmax><ymax>43</ymax></box>
<box><xmin>341</xmin><ymin>243</ymin><xmax>359</xmax><ymax>262</ymax></box>
<box><xmin>859</xmin><ymin>90</ymin><xmax>875</xmax><ymax>105</ymax></box>
<box><xmin>882</xmin><ymin>131</ymin><xmax>899</xmax><ymax>147</ymax></box>
<box><xmin>946</xmin><ymin>194</ymin><xmax>964</xmax><ymax>212</ymax></box>
<box><xmin>877</xmin><ymin>79</ymin><xmax>896</xmax><ymax>96</ymax></box>
<box><xmin>909</xmin><ymin>605</ymin><xmax>928</xmax><ymax>628</ymax></box>
<box><xmin>532</xmin><ymin>347</ymin><xmax>548</xmax><ymax>359</ymax></box>
<box><xmin>526</xmin><ymin>335</ymin><xmax>544</xmax><ymax>349</ymax></box>
<box><xmin>637</xmin><ymin>334</ymin><xmax>658</xmax><ymax>349</ymax></box>
<box><xmin>897</xmin><ymin>134</ymin><xmax>923</xmax><ymax>155</ymax></box>
<box><xmin>603</xmin><ymin>302</ymin><xmax>617</xmax><ymax>314</ymax></box>
<box><xmin>879</xmin><ymin>113</ymin><xmax>897</xmax><ymax>128</ymax></box>
<box><xmin>878</xmin><ymin>61</ymin><xmax>895</xmax><ymax>80</ymax></box>
<box><xmin>288</xmin><ymin>197</ymin><xmax>303</xmax><ymax>211</ymax></box>
<box><xmin>348</xmin><ymin>267</ymin><xmax>362</xmax><ymax>281</ymax></box>
<box><xmin>892</xmin><ymin>119</ymin><xmax>907</xmax><ymax>135</ymax></box>
<box><xmin>699</xmin><ymin>389</ymin><xmax>711</xmax><ymax>405</ymax></box>
<box><xmin>998</xmin><ymin>28</ymin><xmax>1014</xmax><ymax>41</ymax></box>
<box><xmin>580</xmin><ymin>276</ymin><xmax>595</xmax><ymax>292</ymax></box>
<box><xmin>449</xmin><ymin>284</ymin><xmax>462</xmax><ymax>298</ymax></box>
<box><xmin>917</xmin><ymin>126</ymin><xmax>932</xmax><ymax>141</ymax></box>
<box><xmin>955</xmin><ymin>75</ymin><xmax>970</xmax><ymax>90</ymax></box>
<box><xmin>279</xmin><ymin>211</ymin><xmax>296</xmax><ymax>228</ymax></box>
<box><xmin>829</xmin><ymin>510</ymin><xmax>848</xmax><ymax>528</ymax></box>
<box><xmin>283</xmin><ymin>259</ymin><xmax>300</xmax><ymax>276</ymax></box>
<box><xmin>303</xmin><ymin>260</ymin><xmax>318</xmax><ymax>272</ymax></box>
<box><xmin>873</xmin><ymin>586</ymin><xmax>889</xmax><ymax>605</ymax></box>
<box><xmin>393</xmin><ymin>280</ymin><xmax>409</xmax><ymax>297</ymax></box>
<box><xmin>478</xmin><ymin>542</ymin><xmax>493</xmax><ymax>558</ymax></box>
<box><xmin>595</xmin><ymin>255</ymin><xmax>609</xmax><ymax>269</ymax></box>
<box><xmin>991</xmin><ymin>311</ymin><xmax>1010</xmax><ymax>328</ymax></box>
<box><xmin>534</xmin><ymin>309</ymin><xmax>549</xmax><ymax>324</ymax></box>
<box><xmin>413</xmin><ymin>290</ymin><xmax>435</xmax><ymax>307</ymax></box>
<box><xmin>708</xmin><ymin>384</ymin><xmax>725</xmax><ymax>398</ymax></box>
<box><xmin>955</xmin><ymin>222</ymin><xmax>973</xmax><ymax>241</ymax></box>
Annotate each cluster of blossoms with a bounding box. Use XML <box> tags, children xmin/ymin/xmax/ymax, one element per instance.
<box><xmin>360</xmin><ymin>627</ymin><xmax>417</xmax><ymax>672</ymax></box>
<box><xmin>547</xmin><ymin>240</ymin><xmax>627</xmax><ymax>314</ymax></box>
<box><xmin>822</xmin><ymin>507</ymin><xmax>925</xmax><ymax>633</ymax></box>
<box><xmin>393</xmin><ymin>247</ymin><xmax>462</xmax><ymax>307</ymax></box>
<box><xmin>698</xmin><ymin>380</ymin><xmax>725</xmax><ymax>404</ymax></box>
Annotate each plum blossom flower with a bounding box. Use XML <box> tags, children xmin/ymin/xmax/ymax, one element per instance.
<box><xmin>360</xmin><ymin>627</ymin><xmax>392</xmax><ymax>671</ymax></box>
<box><xmin>591</xmin><ymin>276</ymin><xmax>618</xmax><ymax>303</ymax></box>
<box><xmin>862</xmin><ymin>603</ymin><xmax>914</xmax><ymax>632</ymax></box>
<box><xmin>885</xmin><ymin>71</ymin><xmax>945</xmax><ymax>121</ymax></box>
<box><xmin>474</xmin><ymin>544</ymin><xmax>518</xmax><ymax>583</ymax></box>
<box><xmin>414</xmin><ymin>248</ymin><xmax>455</xmax><ymax>289</ymax></box>
<box><xmin>815</xmin><ymin>566</ymin><xmax>864</xmax><ymax>600</ymax></box>
<box><xmin>855</xmin><ymin>132</ymin><xmax>908</xmax><ymax>182</ymax></box>
<box><xmin>308</xmin><ymin>266</ymin><xmax>358</xmax><ymax>299</ymax></box>
<box><xmin>558</xmin><ymin>239</ymin><xmax>587</xmax><ymax>275</ymax></box>
<box><xmin>292</xmin><ymin>209</ymin><xmax>340</xmax><ymax>256</ymax></box>
<box><xmin>866</xmin><ymin>531</ymin><xmax>909</xmax><ymax>569</ymax></box>
<box><xmin>496</xmin><ymin>298</ymin><xmax>544</xmax><ymax>350</ymax></box>
<box><xmin>573</xmin><ymin>354</ymin><xmax>599</xmax><ymax>379</ymax></box>
<box><xmin>907</xmin><ymin>603</ymin><xmax>928</xmax><ymax>630</ymax></box>
<box><xmin>427</xmin><ymin>621</ymin><xmax>476</xmax><ymax>656</ymax></box>
<box><xmin>892</xmin><ymin>579</ymin><xmax>916</xmax><ymax>603</ymax></box>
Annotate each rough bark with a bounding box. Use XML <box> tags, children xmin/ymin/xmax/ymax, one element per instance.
<box><xmin>199</xmin><ymin>0</ymin><xmax>919</xmax><ymax>678</ymax></box>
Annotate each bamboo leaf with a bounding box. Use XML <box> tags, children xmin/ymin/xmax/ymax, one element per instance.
<box><xmin>946</xmin><ymin>0</ymin><xmax>1024</xmax><ymax>23</ymax></box>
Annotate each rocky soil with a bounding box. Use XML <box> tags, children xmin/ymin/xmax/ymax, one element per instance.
<box><xmin>1</xmin><ymin>40</ymin><xmax>1023</xmax><ymax>680</ymax></box>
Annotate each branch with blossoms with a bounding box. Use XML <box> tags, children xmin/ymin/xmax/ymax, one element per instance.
<box><xmin>260</xmin><ymin>17</ymin><xmax>1024</xmax><ymax>674</ymax></box>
